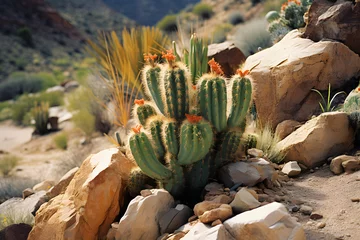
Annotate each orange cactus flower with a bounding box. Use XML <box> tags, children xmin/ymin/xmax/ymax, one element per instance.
<box><xmin>208</xmin><ymin>58</ymin><xmax>224</xmax><ymax>75</ymax></box>
<box><xmin>132</xmin><ymin>125</ymin><xmax>142</xmax><ymax>134</ymax></box>
<box><xmin>281</xmin><ymin>3</ymin><xmax>288</xmax><ymax>11</ymax></box>
<box><xmin>185</xmin><ymin>114</ymin><xmax>202</xmax><ymax>123</ymax></box>
<box><xmin>236</xmin><ymin>69</ymin><xmax>250</xmax><ymax>77</ymax></box>
<box><xmin>162</xmin><ymin>49</ymin><xmax>176</xmax><ymax>63</ymax></box>
<box><xmin>134</xmin><ymin>99</ymin><xmax>145</xmax><ymax>105</ymax></box>
<box><xmin>192</xmin><ymin>85</ymin><xmax>197</xmax><ymax>90</ymax></box>
<box><xmin>357</xmin><ymin>87</ymin><xmax>360</xmax><ymax>92</ymax></box>
<box><xmin>144</xmin><ymin>53</ymin><xmax>158</xmax><ymax>62</ymax></box>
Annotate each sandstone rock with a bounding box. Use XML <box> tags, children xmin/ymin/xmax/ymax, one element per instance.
<box><xmin>194</xmin><ymin>201</ymin><xmax>222</xmax><ymax>217</ymax></box>
<box><xmin>342</xmin><ymin>159</ymin><xmax>360</xmax><ymax>173</ymax></box>
<box><xmin>33</xmin><ymin>180</ymin><xmax>55</xmax><ymax>192</ymax></box>
<box><xmin>300</xmin><ymin>205</ymin><xmax>313</xmax><ymax>215</ymax></box>
<box><xmin>211</xmin><ymin>219</ymin><xmax>222</xmax><ymax>227</ymax></box>
<box><xmin>22</xmin><ymin>188</ymin><xmax>35</xmax><ymax>199</ymax></box>
<box><xmin>0</xmin><ymin>223</ymin><xmax>32</xmax><ymax>240</ymax></box>
<box><xmin>247</xmin><ymin>148</ymin><xmax>264</xmax><ymax>158</ymax></box>
<box><xmin>182</xmin><ymin>222</ymin><xmax>235</xmax><ymax>240</ymax></box>
<box><xmin>46</xmin><ymin>167</ymin><xmax>78</xmax><ymax>199</ymax></box>
<box><xmin>243</xmin><ymin>30</ymin><xmax>360</xmax><ymax>128</ymax></box>
<box><xmin>28</xmin><ymin>148</ymin><xmax>135</xmax><ymax>240</ymax></box>
<box><xmin>276</xmin><ymin>120</ymin><xmax>301</xmax><ymax>140</ymax></box>
<box><xmin>208</xmin><ymin>41</ymin><xmax>246</xmax><ymax>77</ymax></box>
<box><xmin>317</xmin><ymin>222</ymin><xmax>326</xmax><ymax>229</ymax></box>
<box><xmin>106</xmin><ymin>223</ymin><xmax>118</xmax><ymax>240</ymax></box>
<box><xmin>198</xmin><ymin>204</ymin><xmax>233</xmax><ymax>224</ymax></box>
<box><xmin>230</xmin><ymin>188</ymin><xmax>261</xmax><ymax>213</ymax></box>
<box><xmin>205</xmin><ymin>194</ymin><xmax>233</xmax><ymax>204</ymax></box>
<box><xmin>224</xmin><ymin>202</ymin><xmax>306</xmax><ymax>240</ymax></box>
<box><xmin>330</xmin><ymin>155</ymin><xmax>356</xmax><ymax>175</ymax></box>
<box><xmin>163</xmin><ymin>232</ymin><xmax>187</xmax><ymax>240</ymax></box>
<box><xmin>159</xmin><ymin>204</ymin><xmax>193</xmax><ymax>234</ymax></box>
<box><xmin>116</xmin><ymin>189</ymin><xmax>174</xmax><ymax>240</ymax></box>
<box><xmin>277</xmin><ymin>112</ymin><xmax>354</xmax><ymax>168</ymax></box>
<box><xmin>282</xmin><ymin>161</ymin><xmax>301</xmax><ymax>177</ymax></box>
<box><xmin>303</xmin><ymin>0</ymin><xmax>360</xmax><ymax>55</ymax></box>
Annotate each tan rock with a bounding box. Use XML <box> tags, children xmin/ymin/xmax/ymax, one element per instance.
<box><xmin>47</xmin><ymin>167</ymin><xmax>79</xmax><ymax>199</ymax></box>
<box><xmin>206</xmin><ymin>194</ymin><xmax>233</xmax><ymax>204</ymax></box>
<box><xmin>194</xmin><ymin>201</ymin><xmax>222</xmax><ymax>217</ymax></box>
<box><xmin>211</xmin><ymin>219</ymin><xmax>222</xmax><ymax>227</ymax></box>
<box><xmin>330</xmin><ymin>155</ymin><xmax>355</xmax><ymax>175</ymax></box>
<box><xmin>33</xmin><ymin>180</ymin><xmax>55</xmax><ymax>192</ymax></box>
<box><xmin>28</xmin><ymin>148</ymin><xmax>135</xmax><ymax>240</ymax></box>
<box><xmin>276</xmin><ymin>120</ymin><xmax>301</xmax><ymax>140</ymax></box>
<box><xmin>342</xmin><ymin>159</ymin><xmax>360</xmax><ymax>173</ymax></box>
<box><xmin>198</xmin><ymin>204</ymin><xmax>233</xmax><ymax>224</ymax></box>
<box><xmin>282</xmin><ymin>161</ymin><xmax>301</xmax><ymax>177</ymax></box>
<box><xmin>247</xmin><ymin>148</ymin><xmax>264</xmax><ymax>158</ymax></box>
<box><xmin>230</xmin><ymin>188</ymin><xmax>261</xmax><ymax>213</ymax></box>
<box><xmin>22</xmin><ymin>188</ymin><xmax>35</xmax><ymax>199</ymax></box>
<box><xmin>166</xmin><ymin>232</ymin><xmax>186</xmax><ymax>240</ymax></box>
<box><xmin>243</xmin><ymin>30</ymin><xmax>360</xmax><ymax>128</ymax></box>
<box><xmin>115</xmin><ymin>189</ymin><xmax>175</xmax><ymax>240</ymax></box>
<box><xmin>276</xmin><ymin>112</ymin><xmax>354</xmax><ymax>168</ymax></box>
<box><xmin>182</xmin><ymin>222</ymin><xmax>235</xmax><ymax>240</ymax></box>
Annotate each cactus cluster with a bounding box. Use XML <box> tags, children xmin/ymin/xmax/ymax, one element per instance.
<box><xmin>126</xmin><ymin>38</ymin><xmax>253</xmax><ymax>199</ymax></box>
<box><xmin>32</xmin><ymin>101</ymin><xmax>49</xmax><ymax>135</ymax></box>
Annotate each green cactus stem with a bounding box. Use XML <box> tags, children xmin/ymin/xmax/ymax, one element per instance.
<box><xmin>129</xmin><ymin>126</ymin><xmax>172</xmax><ymax>180</ymax></box>
<box><xmin>32</xmin><ymin>101</ymin><xmax>49</xmax><ymax>135</ymax></box>
<box><xmin>184</xmin><ymin>153</ymin><xmax>212</xmax><ymax>191</ymax></box>
<box><xmin>228</xmin><ymin>70</ymin><xmax>252</xmax><ymax>129</ymax></box>
<box><xmin>216</xmin><ymin>129</ymin><xmax>243</xmax><ymax>165</ymax></box>
<box><xmin>177</xmin><ymin>114</ymin><xmax>214</xmax><ymax>165</ymax></box>
<box><xmin>146</xmin><ymin>116</ymin><xmax>165</xmax><ymax>159</ymax></box>
<box><xmin>127</xmin><ymin>168</ymin><xmax>155</xmax><ymax>197</ymax></box>
<box><xmin>189</xmin><ymin>34</ymin><xmax>208</xmax><ymax>84</ymax></box>
<box><xmin>133</xmin><ymin>99</ymin><xmax>157</xmax><ymax>125</ymax></box>
<box><xmin>162</xmin><ymin>118</ymin><xmax>179</xmax><ymax>155</ymax></box>
<box><xmin>159</xmin><ymin>153</ymin><xmax>184</xmax><ymax>198</ymax></box>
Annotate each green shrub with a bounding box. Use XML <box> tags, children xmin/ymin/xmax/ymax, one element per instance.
<box><xmin>0</xmin><ymin>108</ymin><xmax>12</xmax><ymax>121</ymax></box>
<box><xmin>0</xmin><ymin>101</ymin><xmax>11</xmax><ymax>112</ymax></box>
<box><xmin>72</xmin><ymin>109</ymin><xmax>95</xmax><ymax>139</ymax></box>
<box><xmin>17</xmin><ymin>27</ymin><xmax>33</xmax><ymax>47</ymax></box>
<box><xmin>228</xmin><ymin>11</ymin><xmax>244</xmax><ymax>25</ymax></box>
<box><xmin>233</xmin><ymin>19</ymin><xmax>272</xmax><ymax>56</ymax></box>
<box><xmin>52</xmin><ymin>58</ymin><xmax>71</xmax><ymax>67</ymax></box>
<box><xmin>157</xmin><ymin>14</ymin><xmax>178</xmax><ymax>32</ymax></box>
<box><xmin>54</xmin><ymin>132</ymin><xmax>68</xmax><ymax>150</ymax></box>
<box><xmin>193</xmin><ymin>3</ymin><xmax>213</xmax><ymax>19</ymax></box>
<box><xmin>0</xmin><ymin>155</ymin><xmax>20</xmax><ymax>176</ymax></box>
<box><xmin>212</xmin><ymin>24</ymin><xmax>233</xmax><ymax>43</ymax></box>
<box><xmin>15</xmin><ymin>57</ymin><xmax>27</xmax><ymax>70</ymax></box>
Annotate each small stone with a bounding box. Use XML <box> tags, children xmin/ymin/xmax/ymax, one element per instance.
<box><xmin>224</xmin><ymin>188</ymin><xmax>230</xmax><ymax>192</ymax></box>
<box><xmin>247</xmin><ymin>148</ymin><xmax>264</xmax><ymax>158</ymax></box>
<box><xmin>342</xmin><ymin>159</ymin><xmax>360</xmax><ymax>173</ymax></box>
<box><xmin>310</xmin><ymin>169</ymin><xmax>314</xmax><ymax>173</ymax></box>
<box><xmin>140</xmin><ymin>189</ymin><xmax>152</xmax><ymax>197</ymax></box>
<box><xmin>211</xmin><ymin>219</ymin><xmax>222</xmax><ymax>227</ymax></box>
<box><xmin>229</xmin><ymin>188</ymin><xmax>261</xmax><ymax>213</ymax></box>
<box><xmin>281</xmin><ymin>161</ymin><xmax>301</xmax><ymax>177</ymax></box>
<box><xmin>346</xmin><ymin>234</ymin><xmax>351</xmax><ymax>237</ymax></box>
<box><xmin>310</xmin><ymin>213</ymin><xmax>323</xmax><ymax>220</ymax></box>
<box><xmin>330</xmin><ymin>155</ymin><xmax>355</xmax><ymax>175</ymax></box>
<box><xmin>300</xmin><ymin>205</ymin><xmax>313</xmax><ymax>215</ymax></box>
<box><xmin>315</xmin><ymin>167</ymin><xmax>319</xmax><ymax>170</ymax></box>
<box><xmin>188</xmin><ymin>215</ymin><xmax>198</xmax><ymax>222</ymax></box>
<box><xmin>198</xmin><ymin>204</ymin><xmax>233</xmax><ymax>223</ymax></box>
<box><xmin>204</xmin><ymin>182</ymin><xmax>224</xmax><ymax>192</ymax></box>
<box><xmin>289</xmin><ymin>205</ymin><xmax>300</xmax><ymax>212</ymax></box>
<box><xmin>22</xmin><ymin>188</ymin><xmax>35</xmax><ymax>199</ymax></box>
<box><xmin>335</xmin><ymin>235</ymin><xmax>345</xmax><ymax>240</ymax></box>
<box><xmin>350</xmin><ymin>198</ymin><xmax>360</xmax><ymax>202</ymax></box>
<box><xmin>306</xmin><ymin>221</ymin><xmax>313</xmax><ymax>226</ymax></box>
<box><xmin>257</xmin><ymin>194</ymin><xmax>270</xmax><ymax>202</ymax></box>
<box><xmin>316</xmin><ymin>222</ymin><xmax>326</xmax><ymax>229</ymax></box>
<box><xmin>33</xmin><ymin>180</ymin><xmax>55</xmax><ymax>192</ymax></box>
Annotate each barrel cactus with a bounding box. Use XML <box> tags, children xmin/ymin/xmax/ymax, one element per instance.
<box><xmin>127</xmin><ymin>46</ymin><xmax>253</xmax><ymax>199</ymax></box>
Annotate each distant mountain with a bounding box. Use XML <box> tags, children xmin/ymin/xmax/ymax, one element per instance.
<box><xmin>102</xmin><ymin>0</ymin><xmax>200</xmax><ymax>26</ymax></box>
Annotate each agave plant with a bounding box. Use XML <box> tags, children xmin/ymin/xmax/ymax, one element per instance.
<box><xmin>311</xmin><ymin>83</ymin><xmax>346</xmax><ymax>113</ymax></box>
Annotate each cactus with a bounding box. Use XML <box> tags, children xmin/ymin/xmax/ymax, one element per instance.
<box><xmin>177</xmin><ymin>114</ymin><xmax>214</xmax><ymax>165</ymax></box>
<box><xmin>133</xmin><ymin>99</ymin><xmax>157</xmax><ymax>125</ymax></box>
<box><xmin>32</xmin><ymin>101</ymin><xmax>49</xmax><ymax>135</ymax></box>
<box><xmin>215</xmin><ymin>130</ymin><xmax>243</xmax><ymax>166</ymax></box>
<box><xmin>228</xmin><ymin>70</ymin><xmax>252</xmax><ymax>129</ymax></box>
<box><xmin>188</xmin><ymin>34</ymin><xmax>209</xmax><ymax>84</ymax></box>
<box><xmin>162</xmin><ymin>119</ymin><xmax>179</xmax><ymax>155</ymax></box>
<box><xmin>159</xmin><ymin>153</ymin><xmax>185</xmax><ymax>197</ymax></box>
<box><xmin>198</xmin><ymin>59</ymin><xmax>227</xmax><ymax>132</ymax></box>
<box><xmin>127</xmin><ymin>168</ymin><xmax>155</xmax><ymax>197</ymax></box>
<box><xmin>146</xmin><ymin>116</ymin><xmax>166</xmax><ymax>159</ymax></box>
<box><xmin>265</xmin><ymin>11</ymin><xmax>280</xmax><ymax>23</ymax></box>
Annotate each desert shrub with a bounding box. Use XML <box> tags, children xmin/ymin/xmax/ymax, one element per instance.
<box><xmin>233</xmin><ymin>19</ymin><xmax>272</xmax><ymax>56</ymax></box>
<box><xmin>228</xmin><ymin>11</ymin><xmax>244</xmax><ymax>25</ymax></box>
<box><xmin>17</xmin><ymin>27</ymin><xmax>33</xmax><ymax>47</ymax></box>
<box><xmin>0</xmin><ymin>101</ymin><xmax>11</xmax><ymax>112</ymax></box>
<box><xmin>212</xmin><ymin>24</ymin><xmax>233</xmax><ymax>43</ymax></box>
<box><xmin>157</xmin><ymin>14</ymin><xmax>178</xmax><ymax>32</ymax></box>
<box><xmin>54</xmin><ymin>132</ymin><xmax>68</xmax><ymax>150</ymax></box>
<box><xmin>0</xmin><ymin>72</ymin><xmax>58</xmax><ymax>101</ymax></box>
<box><xmin>0</xmin><ymin>155</ymin><xmax>20</xmax><ymax>176</ymax></box>
<box><xmin>0</xmin><ymin>177</ymin><xmax>39</xmax><ymax>204</ymax></box>
<box><xmin>72</xmin><ymin>109</ymin><xmax>96</xmax><ymax>140</ymax></box>
<box><xmin>31</xmin><ymin>101</ymin><xmax>49</xmax><ymax>135</ymax></box>
<box><xmin>193</xmin><ymin>3</ymin><xmax>213</xmax><ymax>19</ymax></box>
<box><xmin>0</xmin><ymin>108</ymin><xmax>12</xmax><ymax>121</ymax></box>
<box><xmin>52</xmin><ymin>57</ymin><xmax>71</xmax><ymax>67</ymax></box>
<box><xmin>15</xmin><ymin>57</ymin><xmax>27</xmax><ymax>70</ymax></box>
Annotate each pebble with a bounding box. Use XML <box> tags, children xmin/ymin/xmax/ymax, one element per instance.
<box><xmin>299</xmin><ymin>205</ymin><xmax>313</xmax><ymax>215</ymax></box>
<box><xmin>310</xmin><ymin>169</ymin><xmax>314</xmax><ymax>173</ymax></box>
<box><xmin>211</xmin><ymin>219</ymin><xmax>222</xmax><ymax>227</ymax></box>
<box><xmin>316</xmin><ymin>222</ymin><xmax>326</xmax><ymax>229</ymax></box>
<box><xmin>289</xmin><ymin>205</ymin><xmax>300</xmax><ymax>212</ymax></box>
<box><xmin>188</xmin><ymin>215</ymin><xmax>198</xmax><ymax>222</ymax></box>
<box><xmin>350</xmin><ymin>198</ymin><xmax>360</xmax><ymax>202</ymax></box>
<box><xmin>310</xmin><ymin>213</ymin><xmax>323</xmax><ymax>220</ymax></box>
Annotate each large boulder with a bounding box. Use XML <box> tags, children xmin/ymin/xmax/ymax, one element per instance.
<box><xmin>303</xmin><ymin>0</ymin><xmax>360</xmax><ymax>55</ymax></box>
<box><xmin>243</xmin><ymin>30</ymin><xmax>360</xmax><ymax>128</ymax></box>
<box><xmin>28</xmin><ymin>148</ymin><xmax>135</xmax><ymax>240</ymax></box>
<box><xmin>115</xmin><ymin>189</ymin><xmax>175</xmax><ymax>240</ymax></box>
<box><xmin>46</xmin><ymin>167</ymin><xmax>78</xmax><ymax>199</ymax></box>
<box><xmin>223</xmin><ymin>202</ymin><xmax>305</xmax><ymax>240</ymax></box>
<box><xmin>182</xmin><ymin>222</ymin><xmax>235</xmax><ymax>240</ymax></box>
<box><xmin>277</xmin><ymin>112</ymin><xmax>354</xmax><ymax>168</ymax></box>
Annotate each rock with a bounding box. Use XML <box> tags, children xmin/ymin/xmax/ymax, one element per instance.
<box><xmin>31</xmin><ymin>194</ymin><xmax>50</xmax><ymax>216</ymax></box>
<box><xmin>28</xmin><ymin>148</ymin><xmax>135</xmax><ymax>240</ymax></box>
<box><xmin>276</xmin><ymin>112</ymin><xmax>354</xmax><ymax>168</ymax></box>
<box><xmin>207</xmin><ymin>41</ymin><xmax>246</xmax><ymax>77</ymax></box>
<box><xmin>48</xmin><ymin>117</ymin><xmax>59</xmax><ymax>130</ymax></box>
<box><xmin>163</xmin><ymin>232</ymin><xmax>187</xmax><ymax>240</ymax></box>
<box><xmin>316</xmin><ymin>222</ymin><xmax>326</xmax><ymax>229</ymax></box>
<box><xmin>290</xmin><ymin>205</ymin><xmax>300</xmax><ymax>213</ymax></box>
<box><xmin>46</xmin><ymin>167</ymin><xmax>78</xmax><ymax>199</ymax></box>
<box><xmin>49</xmin><ymin>106</ymin><xmax>72</xmax><ymax>123</ymax></box>
<box><xmin>211</xmin><ymin>219</ymin><xmax>222</xmax><ymax>227</ymax></box>
<box><xmin>198</xmin><ymin>204</ymin><xmax>233</xmax><ymax>224</ymax></box>
<box><xmin>350</xmin><ymin>198</ymin><xmax>360</xmax><ymax>202</ymax></box>
<box><xmin>330</xmin><ymin>155</ymin><xmax>356</xmax><ymax>175</ymax></box>
<box><xmin>0</xmin><ymin>191</ymin><xmax>46</xmax><ymax>227</ymax></box>
<box><xmin>106</xmin><ymin>223</ymin><xmax>118</xmax><ymax>240</ymax></box>
<box><xmin>204</xmin><ymin>182</ymin><xmax>224</xmax><ymax>192</ymax></box>
<box><xmin>22</xmin><ymin>188</ymin><xmax>35</xmax><ymax>199</ymax></box>
<box><xmin>275</xmin><ymin>120</ymin><xmax>301</xmax><ymax>140</ymax></box>
<box><xmin>159</xmin><ymin>204</ymin><xmax>193</xmax><ymax>234</ymax></box>
<box><xmin>342</xmin><ymin>159</ymin><xmax>360</xmax><ymax>173</ymax></box>
<box><xmin>310</xmin><ymin>213</ymin><xmax>323</xmax><ymax>220</ymax></box>
<box><xmin>194</xmin><ymin>201</ymin><xmax>223</xmax><ymax>217</ymax></box>
<box><xmin>229</xmin><ymin>188</ymin><xmax>261</xmax><ymax>213</ymax></box>
<box><xmin>303</xmin><ymin>0</ymin><xmax>360</xmax><ymax>55</ymax></box>
<box><xmin>247</xmin><ymin>148</ymin><xmax>264</xmax><ymax>158</ymax></box>
<box><xmin>243</xmin><ymin>30</ymin><xmax>360</xmax><ymax>128</ymax></box>
<box><xmin>205</xmin><ymin>194</ymin><xmax>233</xmax><ymax>204</ymax></box>
<box><xmin>223</xmin><ymin>202</ymin><xmax>306</xmax><ymax>240</ymax></box>
<box><xmin>182</xmin><ymin>222</ymin><xmax>235</xmax><ymax>240</ymax></box>
<box><xmin>282</xmin><ymin>161</ymin><xmax>301</xmax><ymax>177</ymax></box>
<box><xmin>0</xmin><ymin>223</ymin><xmax>32</xmax><ymax>240</ymax></box>
<box><xmin>218</xmin><ymin>160</ymin><xmax>276</xmax><ymax>188</ymax></box>
<box><xmin>33</xmin><ymin>180</ymin><xmax>55</xmax><ymax>192</ymax></box>
<box><xmin>64</xmin><ymin>81</ymin><xmax>79</xmax><ymax>92</ymax></box>
<box><xmin>46</xmin><ymin>86</ymin><xmax>65</xmax><ymax>93</ymax></box>
<box><xmin>300</xmin><ymin>205</ymin><xmax>313</xmax><ymax>215</ymax></box>
<box><xmin>116</xmin><ymin>189</ymin><xmax>175</xmax><ymax>240</ymax></box>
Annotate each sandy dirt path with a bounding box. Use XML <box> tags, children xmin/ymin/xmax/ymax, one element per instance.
<box><xmin>0</xmin><ymin>121</ymin><xmax>33</xmax><ymax>152</ymax></box>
